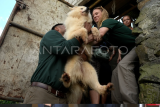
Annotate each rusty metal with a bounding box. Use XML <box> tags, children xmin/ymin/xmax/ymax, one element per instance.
<box><xmin>0</xmin><ymin>3</ymin><xmax>18</xmax><ymax>47</ymax></box>
<box><xmin>58</xmin><ymin>0</ymin><xmax>74</xmax><ymax>7</ymax></box>
<box><xmin>16</xmin><ymin>0</ymin><xmax>29</xmax><ymax>10</ymax></box>
<box><xmin>16</xmin><ymin>0</ymin><xmax>29</xmax><ymax>7</ymax></box>
<box><xmin>0</xmin><ymin>96</ymin><xmax>24</xmax><ymax>102</ymax></box>
<box><xmin>10</xmin><ymin>21</ymin><xmax>44</xmax><ymax>37</ymax></box>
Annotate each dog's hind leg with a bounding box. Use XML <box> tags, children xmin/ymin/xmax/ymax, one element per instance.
<box><xmin>61</xmin><ymin>56</ymin><xmax>82</xmax><ymax>88</ymax></box>
<box><xmin>67</xmin><ymin>84</ymin><xmax>82</xmax><ymax>103</ymax></box>
<box><xmin>81</xmin><ymin>62</ymin><xmax>113</xmax><ymax>95</ymax></box>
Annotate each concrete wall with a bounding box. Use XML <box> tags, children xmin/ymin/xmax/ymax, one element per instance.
<box><xmin>0</xmin><ymin>0</ymin><xmax>70</xmax><ymax>99</ymax></box>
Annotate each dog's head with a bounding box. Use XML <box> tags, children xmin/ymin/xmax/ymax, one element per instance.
<box><xmin>68</xmin><ymin>6</ymin><xmax>91</xmax><ymax>19</ymax></box>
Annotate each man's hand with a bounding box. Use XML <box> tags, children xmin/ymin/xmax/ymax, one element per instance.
<box><xmin>84</xmin><ymin>22</ymin><xmax>92</xmax><ymax>33</ymax></box>
<box><xmin>88</xmin><ymin>33</ymin><xmax>94</xmax><ymax>43</ymax></box>
<box><xmin>75</xmin><ymin>36</ymin><xmax>83</xmax><ymax>44</ymax></box>
<box><xmin>109</xmin><ymin>49</ymin><xmax>115</xmax><ymax>61</ymax></box>
<box><xmin>117</xmin><ymin>49</ymin><xmax>121</xmax><ymax>63</ymax></box>
<box><xmin>79</xmin><ymin>53</ymin><xmax>88</xmax><ymax>61</ymax></box>
<box><xmin>78</xmin><ymin>49</ymin><xmax>88</xmax><ymax>61</ymax></box>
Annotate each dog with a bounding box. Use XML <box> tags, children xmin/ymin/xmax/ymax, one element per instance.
<box><xmin>60</xmin><ymin>6</ymin><xmax>113</xmax><ymax>103</ymax></box>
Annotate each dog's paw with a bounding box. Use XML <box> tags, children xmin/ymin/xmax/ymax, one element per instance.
<box><xmin>75</xmin><ymin>36</ymin><xmax>81</xmax><ymax>39</ymax></box>
<box><xmin>91</xmin><ymin>27</ymin><xmax>101</xmax><ymax>41</ymax></box>
<box><xmin>106</xmin><ymin>82</ymin><xmax>114</xmax><ymax>92</ymax></box>
<box><xmin>91</xmin><ymin>27</ymin><xmax>99</xmax><ymax>36</ymax></box>
<box><xmin>60</xmin><ymin>73</ymin><xmax>71</xmax><ymax>88</ymax></box>
<box><xmin>98</xmin><ymin>83</ymin><xmax>114</xmax><ymax>95</ymax></box>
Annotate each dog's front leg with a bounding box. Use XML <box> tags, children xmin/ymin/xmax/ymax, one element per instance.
<box><xmin>72</xmin><ymin>28</ymin><xmax>88</xmax><ymax>44</ymax></box>
<box><xmin>91</xmin><ymin>27</ymin><xmax>101</xmax><ymax>41</ymax></box>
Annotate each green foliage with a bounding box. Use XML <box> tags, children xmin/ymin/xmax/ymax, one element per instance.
<box><xmin>0</xmin><ymin>100</ymin><xmax>18</xmax><ymax>104</ymax></box>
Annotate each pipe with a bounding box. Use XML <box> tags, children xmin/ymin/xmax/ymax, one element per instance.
<box><xmin>0</xmin><ymin>3</ymin><xmax>18</xmax><ymax>47</ymax></box>
<box><xmin>89</xmin><ymin>0</ymin><xmax>102</xmax><ymax>9</ymax></box>
<box><xmin>10</xmin><ymin>21</ymin><xmax>44</xmax><ymax>37</ymax></box>
<box><xmin>58</xmin><ymin>0</ymin><xmax>74</xmax><ymax>7</ymax></box>
<box><xmin>0</xmin><ymin>96</ymin><xmax>24</xmax><ymax>102</ymax></box>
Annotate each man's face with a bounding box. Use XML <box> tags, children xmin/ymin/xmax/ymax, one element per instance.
<box><xmin>60</xmin><ymin>25</ymin><xmax>66</xmax><ymax>36</ymax></box>
<box><xmin>55</xmin><ymin>25</ymin><xmax>66</xmax><ymax>36</ymax></box>
<box><xmin>123</xmin><ymin>16</ymin><xmax>132</xmax><ymax>27</ymax></box>
<box><xmin>92</xmin><ymin>9</ymin><xmax>102</xmax><ymax>23</ymax></box>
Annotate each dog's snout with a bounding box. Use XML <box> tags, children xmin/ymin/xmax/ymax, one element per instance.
<box><xmin>86</xmin><ymin>7</ymin><xmax>89</xmax><ymax>11</ymax></box>
<box><xmin>85</xmin><ymin>7</ymin><xmax>90</xmax><ymax>12</ymax></box>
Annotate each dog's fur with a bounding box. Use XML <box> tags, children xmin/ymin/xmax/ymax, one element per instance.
<box><xmin>60</xmin><ymin>6</ymin><xmax>113</xmax><ymax>103</ymax></box>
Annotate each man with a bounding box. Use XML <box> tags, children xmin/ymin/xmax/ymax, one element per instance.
<box><xmin>23</xmin><ymin>23</ymin><xmax>93</xmax><ymax>104</ymax></box>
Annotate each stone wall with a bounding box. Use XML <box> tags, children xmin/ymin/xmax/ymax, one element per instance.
<box><xmin>134</xmin><ymin>0</ymin><xmax>160</xmax><ymax>103</ymax></box>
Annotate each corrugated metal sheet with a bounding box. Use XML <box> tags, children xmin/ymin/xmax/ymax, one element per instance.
<box><xmin>0</xmin><ymin>0</ymin><xmax>70</xmax><ymax>100</ymax></box>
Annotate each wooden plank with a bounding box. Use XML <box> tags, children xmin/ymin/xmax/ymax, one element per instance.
<box><xmin>115</xmin><ymin>5</ymin><xmax>137</xmax><ymax>20</ymax></box>
<box><xmin>89</xmin><ymin>0</ymin><xmax>102</xmax><ymax>9</ymax></box>
<box><xmin>104</xmin><ymin>0</ymin><xmax>134</xmax><ymax>16</ymax></box>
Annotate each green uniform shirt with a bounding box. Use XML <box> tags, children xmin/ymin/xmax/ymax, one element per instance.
<box><xmin>101</xmin><ymin>19</ymin><xmax>136</xmax><ymax>53</ymax></box>
<box><xmin>31</xmin><ymin>30</ymin><xmax>80</xmax><ymax>91</ymax></box>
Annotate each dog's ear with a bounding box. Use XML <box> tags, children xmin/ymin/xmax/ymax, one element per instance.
<box><xmin>69</xmin><ymin>7</ymin><xmax>73</xmax><ymax>10</ymax></box>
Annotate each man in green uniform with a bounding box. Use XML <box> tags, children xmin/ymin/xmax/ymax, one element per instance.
<box><xmin>23</xmin><ymin>23</ymin><xmax>93</xmax><ymax>104</ymax></box>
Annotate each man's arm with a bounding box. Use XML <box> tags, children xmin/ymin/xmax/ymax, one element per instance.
<box><xmin>42</xmin><ymin>30</ymin><xmax>81</xmax><ymax>56</ymax></box>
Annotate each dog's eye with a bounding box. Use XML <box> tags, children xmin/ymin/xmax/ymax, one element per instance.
<box><xmin>81</xmin><ymin>8</ymin><xmax>83</xmax><ymax>10</ymax></box>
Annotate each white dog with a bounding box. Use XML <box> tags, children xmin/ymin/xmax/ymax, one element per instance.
<box><xmin>60</xmin><ymin>6</ymin><xmax>113</xmax><ymax>103</ymax></box>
